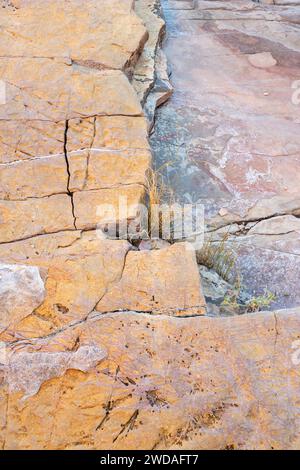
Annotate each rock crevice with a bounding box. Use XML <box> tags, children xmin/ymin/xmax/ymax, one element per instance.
<box><xmin>0</xmin><ymin>0</ymin><xmax>300</xmax><ymax>451</ymax></box>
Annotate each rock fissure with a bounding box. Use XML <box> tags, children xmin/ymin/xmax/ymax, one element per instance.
<box><xmin>64</xmin><ymin>119</ymin><xmax>77</xmax><ymax>230</ymax></box>
<box><xmin>151</xmin><ymin>0</ymin><xmax>300</xmax><ymax>311</ymax></box>
<box><xmin>1</xmin><ymin>0</ymin><xmax>300</xmax><ymax>450</ymax></box>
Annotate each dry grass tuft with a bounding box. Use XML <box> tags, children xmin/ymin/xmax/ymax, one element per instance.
<box><xmin>145</xmin><ymin>166</ymin><xmax>174</xmax><ymax>238</ymax></box>
<box><xmin>196</xmin><ymin>232</ymin><xmax>236</xmax><ymax>282</ymax></box>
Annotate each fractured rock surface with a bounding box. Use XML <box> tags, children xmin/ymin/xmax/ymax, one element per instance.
<box><xmin>152</xmin><ymin>0</ymin><xmax>300</xmax><ymax>308</ymax></box>
<box><xmin>224</xmin><ymin>215</ymin><xmax>300</xmax><ymax>309</ymax></box>
<box><xmin>153</xmin><ymin>0</ymin><xmax>300</xmax><ymax>223</ymax></box>
<box><xmin>0</xmin><ymin>1</ymin><xmax>149</xmax><ymax>241</ymax></box>
<box><xmin>1</xmin><ymin>308</ymin><xmax>300</xmax><ymax>449</ymax></box>
<box><xmin>0</xmin><ymin>0</ymin><xmax>204</xmax><ymax>333</ymax></box>
<box><xmin>0</xmin><ymin>234</ymin><xmax>205</xmax><ymax>341</ymax></box>
<box><xmin>133</xmin><ymin>0</ymin><xmax>173</xmax><ymax>128</ymax></box>
<box><xmin>0</xmin><ymin>0</ymin><xmax>300</xmax><ymax>451</ymax></box>
<box><xmin>0</xmin><ymin>0</ymin><xmax>148</xmax><ymax>72</ymax></box>
<box><xmin>96</xmin><ymin>243</ymin><xmax>206</xmax><ymax>316</ymax></box>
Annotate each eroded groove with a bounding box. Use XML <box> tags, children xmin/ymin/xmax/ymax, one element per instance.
<box><xmin>63</xmin><ymin>119</ymin><xmax>77</xmax><ymax>229</ymax></box>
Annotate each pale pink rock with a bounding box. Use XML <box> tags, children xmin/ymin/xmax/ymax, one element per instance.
<box><xmin>248</xmin><ymin>52</ymin><xmax>277</xmax><ymax>69</ymax></box>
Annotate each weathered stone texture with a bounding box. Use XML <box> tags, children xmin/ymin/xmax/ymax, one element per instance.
<box><xmin>0</xmin><ymin>0</ymin><xmax>150</xmax><ymax>242</ymax></box>
<box><xmin>0</xmin><ymin>195</ymin><xmax>75</xmax><ymax>243</ymax></box>
<box><xmin>153</xmin><ymin>0</ymin><xmax>300</xmax><ymax>226</ymax></box>
<box><xmin>133</xmin><ymin>0</ymin><xmax>173</xmax><ymax>127</ymax></box>
<box><xmin>0</xmin><ymin>232</ymin><xmax>131</xmax><ymax>339</ymax></box>
<box><xmin>0</xmin><ymin>156</ymin><xmax>68</xmax><ymax>200</ymax></box>
<box><xmin>1</xmin><ymin>309</ymin><xmax>300</xmax><ymax>450</ymax></box>
<box><xmin>96</xmin><ymin>243</ymin><xmax>206</xmax><ymax>315</ymax></box>
<box><xmin>0</xmin><ymin>234</ymin><xmax>204</xmax><ymax>341</ymax></box>
<box><xmin>0</xmin><ymin>0</ymin><xmax>148</xmax><ymax>71</ymax></box>
<box><xmin>152</xmin><ymin>0</ymin><xmax>300</xmax><ymax>309</ymax></box>
<box><xmin>0</xmin><ymin>263</ymin><xmax>45</xmax><ymax>333</ymax></box>
<box><xmin>1</xmin><ymin>0</ymin><xmax>300</xmax><ymax>452</ymax></box>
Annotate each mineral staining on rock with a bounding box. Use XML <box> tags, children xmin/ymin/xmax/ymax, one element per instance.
<box><xmin>0</xmin><ymin>0</ymin><xmax>204</xmax><ymax>340</ymax></box>
<box><xmin>152</xmin><ymin>0</ymin><xmax>300</xmax><ymax>308</ymax></box>
<box><xmin>1</xmin><ymin>0</ymin><xmax>300</xmax><ymax>451</ymax></box>
<box><xmin>2</xmin><ymin>309</ymin><xmax>300</xmax><ymax>450</ymax></box>
<box><xmin>133</xmin><ymin>0</ymin><xmax>173</xmax><ymax>128</ymax></box>
<box><xmin>0</xmin><ymin>263</ymin><xmax>45</xmax><ymax>333</ymax></box>
<box><xmin>8</xmin><ymin>343</ymin><xmax>108</xmax><ymax>399</ymax></box>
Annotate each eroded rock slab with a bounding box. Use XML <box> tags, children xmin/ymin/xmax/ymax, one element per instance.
<box><xmin>0</xmin><ymin>0</ymin><xmax>152</xmax><ymax>243</ymax></box>
<box><xmin>0</xmin><ymin>234</ymin><xmax>205</xmax><ymax>339</ymax></box>
<box><xmin>1</xmin><ymin>308</ymin><xmax>300</xmax><ymax>449</ymax></box>
<box><xmin>221</xmin><ymin>215</ymin><xmax>300</xmax><ymax>309</ymax></box>
<box><xmin>0</xmin><ymin>60</ymin><xmax>142</xmax><ymax>122</ymax></box>
<box><xmin>151</xmin><ymin>0</ymin><xmax>300</xmax><ymax>308</ymax></box>
<box><xmin>0</xmin><ymin>0</ymin><xmax>206</xmax><ymax>342</ymax></box>
<box><xmin>133</xmin><ymin>0</ymin><xmax>173</xmax><ymax>128</ymax></box>
<box><xmin>96</xmin><ymin>243</ymin><xmax>206</xmax><ymax>316</ymax></box>
<box><xmin>0</xmin><ymin>232</ymin><xmax>131</xmax><ymax>339</ymax></box>
<box><xmin>0</xmin><ymin>0</ymin><xmax>147</xmax><ymax>72</ymax></box>
<box><xmin>0</xmin><ymin>59</ymin><xmax>147</xmax><ymax>239</ymax></box>
<box><xmin>0</xmin><ymin>0</ymin><xmax>300</xmax><ymax>452</ymax></box>
<box><xmin>152</xmin><ymin>0</ymin><xmax>300</xmax><ymax>225</ymax></box>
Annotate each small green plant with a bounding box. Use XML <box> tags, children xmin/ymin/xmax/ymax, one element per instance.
<box><xmin>196</xmin><ymin>232</ymin><xmax>237</xmax><ymax>282</ymax></box>
<box><xmin>221</xmin><ymin>288</ymin><xmax>276</xmax><ymax>314</ymax></box>
<box><xmin>245</xmin><ymin>291</ymin><xmax>276</xmax><ymax>313</ymax></box>
<box><xmin>197</xmin><ymin>231</ymin><xmax>276</xmax><ymax>315</ymax></box>
<box><xmin>221</xmin><ymin>291</ymin><xmax>240</xmax><ymax>313</ymax></box>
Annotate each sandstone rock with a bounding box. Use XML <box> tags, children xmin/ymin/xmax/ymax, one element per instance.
<box><xmin>0</xmin><ymin>233</ymin><xmax>206</xmax><ymax>341</ymax></box>
<box><xmin>0</xmin><ymin>0</ymin><xmax>152</xmax><ymax>248</ymax></box>
<box><xmin>0</xmin><ymin>194</ymin><xmax>75</xmax><ymax>243</ymax></box>
<box><xmin>0</xmin><ymin>0</ymin><xmax>147</xmax><ymax>71</ymax></box>
<box><xmin>1</xmin><ymin>308</ymin><xmax>300</xmax><ymax>449</ymax></box>
<box><xmin>0</xmin><ymin>263</ymin><xmax>45</xmax><ymax>333</ymax></box>
<box><xmin>133</xmin><ymin>0</ymin><xmax>166</xmax><ymax>104</ymax></box>
<box><xmin>0</xmin><ymin>156</ymin><xmax>68</xmax><ymax>200</ymax></box>
<box><xmin>0</xmin><ymin>120</ymin><xmax>65</xmax><ymax>164</ymax></box>
<box><xmin>248</xmin><ymin>51</ymin><xmax>277</xmax><ymax>68</ymax></box>
<box><xmin>247</xmin><ymin>215</ymin><xmax>300</xmax><ymax>235</ymax></box>
<box><xmin>152</xmin><ymin>0</ymin><xmax>300</xmax><ymax>226</ymax></box>
<box><xmin>138</xmin><ymin>238</ymin><xmax>171</xmax><ymax>250</ymax></box>
<box><xmin>96</xmin><ymin>243</ymin><xmax>206</xmax><ymax>315</ymax></box>
<box><xmin>198</xmin><ymin>265</ymin><xmax>233</xmax><ymax>316</ymax></box>
<box><xmin>222</xmin><ymin>215</ymin><xmax>300</xmax><ymax>309</ymax></box>
<box><xmin>133</xmin><ymin>0</ymin><xmax>173</xmax><ymax>128</ymax></box>
<box><xmin>8</xmin><ymin>344</ymin><xmax>107</xmax><ymax>399</ymax></box>
<box><xmin>0</xmin><ymin>66</ymin><xmax>147</xmax><ymax>237</ymax></box>
<box><xmin>0</xmin><ymin>2</ymin><xmax>150</xmax><ymax>244</ymax></box>
<box><xmin>144</xmin><ymin>48</ymin><xmax>174</xmax><ymax>129</ymax></box>
<box><xmin>73</xmin><ymin>185</ymin><xmax>147</xmax><ymax>232</ymax></box>
<box><xmin>0</xmin><ymin>232</ymin><xmax>131</xmax><ymax>339</ymax></box>
<box><xmin>67</xmin><ymin>116</ymin><xmax>150</xmax><ymax>154</ymax></box>
<box><xmin>1</xmin><ymin>0</ymin><xmax>299</xmax><ymax>452</ymax></box>
<box><xmin>68</xmin><ymin>149</ymin><xmax>151</xmax><ymax>192</ymax></box>
<box><xmin>218</xmin><ymin>208</ymin><xmax>228</xmax><ymax>217</ymax></box>
<box><xmin>0</xmin><ymin>60</ymin><xmax>142</xmax><ymax>122</ymax></box>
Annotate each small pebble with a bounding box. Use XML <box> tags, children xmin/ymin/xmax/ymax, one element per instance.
<box><xmin>219</xmin><ymin>208</ymin><xmax>228</xmax><ymax>217</ymax></box>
